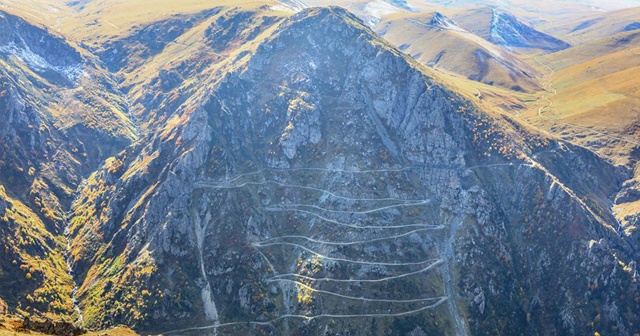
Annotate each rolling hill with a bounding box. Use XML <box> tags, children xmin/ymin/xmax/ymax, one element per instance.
<box><xmin>543</xmin><ymin>6</ymin><xmax>640</xmax><ymax>45</ymax></box>
<box><xmin>377</xmin><ymin>11</ymin><xmax>542</xmax><ymax>92</ymax></box>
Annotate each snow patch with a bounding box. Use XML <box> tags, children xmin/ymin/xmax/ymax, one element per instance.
<box><xmin>275</xmin><ymin>0</ymin><xmax>307</xmax><ymax>12</ymax></box>
<box><xmin>431</xmin><ymin>12</ymin><xmax>466</xmax><ymax>32</ymax></box>
<box><xmin>363</xmin><ymin>0</ymin><xmax>400</xmax><ymax>26</ymax></box>
<box><xmin>386</xmin><ymin>0</ymin><xmax>418</xmax><ymax>12</ymax></box>
<box><xmin>0</xmin><ymin>42</ymin><xmax>83</xmax><ymax>82</ymax></box>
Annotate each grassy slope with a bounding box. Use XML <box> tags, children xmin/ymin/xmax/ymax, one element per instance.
<box><xmin>0</xmin><ymin>315</ymin><xmax>138</xmax><ymax>336</ymax></box>
<box><xmin>542</xmin><ymin>6</ymin><xmax>640</xmax><ymax>45</ymax></box>
<box><xmin>522</xmin><ymin>34</ymin><xmax>640</xmax><ymax>166</ymax></box>
<box><xmin>534</xmin><ymin>40</ymin><xmax>640</xmax><ymax>228</ymax></box>
<box><xmin>548</xmin><ymin>46</ymin><xmax>640</xmax><ymax>130</ymax></box>
<box><xmin>0</xmin><ymin>0</ymin><xmax>277</xmax><ymax>43</ymax></box>
<box><xmin>0</xmin><ymin>187</ymin><xmax>76</xmax><ymax>321</ymax></box>
<box><xmin>377</xmin><ymin>12</ymin><xmax>541</xmax><ymax>93</ymax></box>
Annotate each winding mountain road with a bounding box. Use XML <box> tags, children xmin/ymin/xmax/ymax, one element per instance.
<box><xmin>266</xmin><ymin>207</ymin><xmax>441</xmax><ymax>230</ymax></box>
<box><xmin>158</xmin><ymin>297</ymin><xmax>447</xmax><ymax>336</ymax></box>
<box><xmin>196</xmin><ymin>179</ymin><xmax>426</xmax><ymax>202</ymax></box>
<box><xmin>254</xmin><ymin>241</ymin><xmax>437</xmax><ymax>266</ymax></box>
<box><xmin>257</xmin><ymin>227</ymin><xmax>445</xmax><ymax>246</ymax></box>
<box><xmin>267</xmin><ymin>260</ymin><xmax>444</xmax><ymax>283</ymax></box>
<box><xmin>271</xmin><ymin>279</ymin><xmax>446</xmax><ymax>303</ymax></box>
<box><xmin>265</xmin><ymin>200</ymin><xmax>432</xmax><ymax>215</ymax></box>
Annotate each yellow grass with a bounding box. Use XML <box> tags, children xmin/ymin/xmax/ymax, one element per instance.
<box><xmin>378</xmin><ymin>11</ymin><xmax>541</xmax><ymax>93</ymax></box>
<box><xmin>544</xmin><ymin>46</ymin><xmax>640</xmax><ymax>132</ymax></box>
<box><xmin>542</xmin><ymin>7</ymin><xmax>640</xmax><ymax>45</ymax></box>
<box><xmin>0</xmin><ymin>315</ymin><xmax>139</xmax><ymax>336</ymax></box>
<box><xmin>0</xmin><ymin>0</ymin><xmax>280</xmax><ymax>44</ymax></box>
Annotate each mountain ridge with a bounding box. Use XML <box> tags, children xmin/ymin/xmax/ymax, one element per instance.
<box><xmin>0</xmin><ymin>2</ymin><xmax>638</xmax><ymax>336</ymax></box>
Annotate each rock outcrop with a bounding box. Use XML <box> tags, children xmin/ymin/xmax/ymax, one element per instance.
<box><xmin>21</xmin><ymin>316</ymin><xmax>85</xmax><ymax>336</ymax></box>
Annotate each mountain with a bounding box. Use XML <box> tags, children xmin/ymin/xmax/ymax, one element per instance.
<box><xmin>453</xmin><ymin>7</ymin><xmax>571</xmax><ymax>52</ymax></box>
<box><xmin>0</xmin><ymin>1</ymin><xmax>638</xmax><ymax>336</ymax></box>
<box><xmin>291</xmin><ymin>2</ymin><xmax>544</xmax><ymax>93</ymax></box>
<box><xmin>377</xmin><ymin>11</ymin><xmax>542</xmax><ymax>92</ymax></box>
<box><xmin>64</xmin><ymin>6</ymin><xmax>637</xmax><ymax>335</ymax></box>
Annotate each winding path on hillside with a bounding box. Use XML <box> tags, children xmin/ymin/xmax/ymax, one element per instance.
<box><xmin>159</xmin><ymin>297</ymin><xmax>448</xmax><ymax>335</ymax></box>
<box><xmin>532</xmin><ymin>56</ymin><xmax>640</xmax><ymax>146</ymax></box>
<box><xmin>267</xmin><ymin>259</ymin><xmax>444</xmax><ymax>283</ymax></box>
<box><xmin>157</xmin><ymin>154</ymin><xmax>585</xmax><ymax>335</ymax></box>
<box><xmin>160</xmin><ymin>166</ymin><xmax>459</xmax><ymax>334</ymax></box>
<box><xmin>195</xmin><ymin>179</ymin><xmax>426</xmax><ymax>202</ymax></box>
<box><xmin>271</xmin><ymin>279</ymin><xmax>447</xmax><ymax>303</ymax></box>
<box><xmin>254</xmin><ymin>241</ymin><xmax>438</xmax><ymax>266</ymax></box>
<box><xmin>256</xmin><ymin>227</ymin><xmax>444</xmax><ymax>246</ymax></box>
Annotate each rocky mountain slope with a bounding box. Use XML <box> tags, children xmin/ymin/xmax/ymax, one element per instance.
<box><xmin>0</xmin><ymin>1</ymin><xmax>638</xmax><ymax>336</ymax></box>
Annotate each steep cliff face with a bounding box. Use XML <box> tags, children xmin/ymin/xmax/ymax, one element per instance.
<box><xmin>65</xmin><ymin>7</ymin><xmax>638</xmax><ymax>335</ymax></box>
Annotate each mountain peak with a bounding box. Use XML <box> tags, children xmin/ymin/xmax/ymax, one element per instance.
<box><xmin>429</xmin><ymin>11</ymin><xmax>467</xmax><ymax>32</ymax></box>
<box><xmin>488</xmin><ymin>9</ymin><xmax>570</xmax><ymax>51</ymax></box>
<box><xmin>292</xmin><ymin>6</ymin><xmax>354</xmax><ymax>21</ymax></box>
